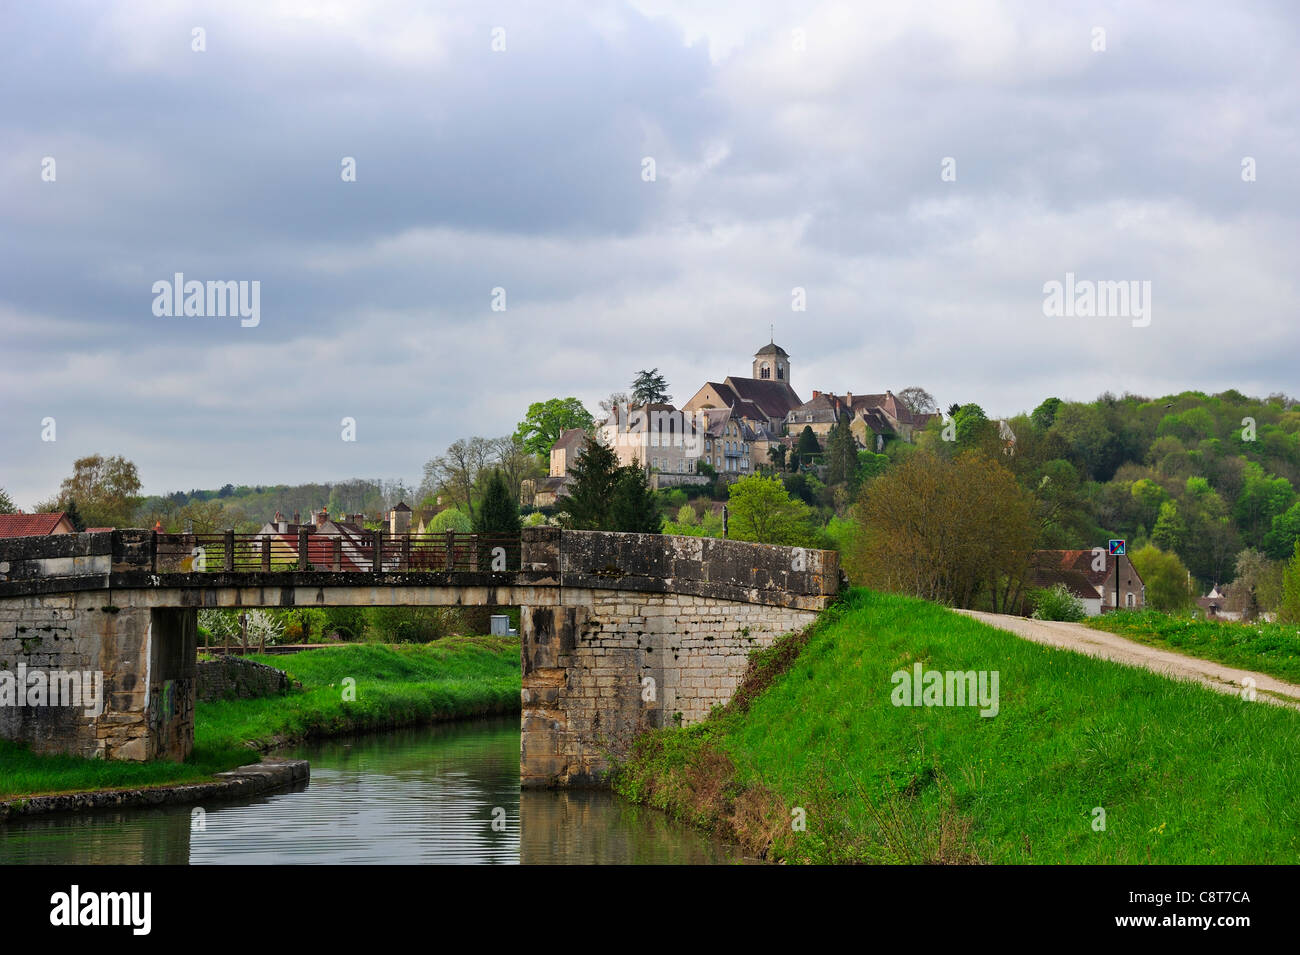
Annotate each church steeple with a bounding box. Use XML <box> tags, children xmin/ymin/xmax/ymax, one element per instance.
<box><xmin>752</xmin><ymin>340</ymin><xmax>790</xmax><ymax>385</ymax></box>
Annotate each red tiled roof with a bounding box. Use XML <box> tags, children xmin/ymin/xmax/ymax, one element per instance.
<box><xmin>0</xmin><ymin>512</ymin><xmax>71</xmax><ymax>537</ymax></box>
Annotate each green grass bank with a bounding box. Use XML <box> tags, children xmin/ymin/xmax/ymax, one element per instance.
<box><xmin>612</xmin><ymin>589</ymin><xmax>1300</xmax><ymax>864</ymax></box>
<box><xmin>0</xmin><ymin>635</ymin><xmax>521</xmax><ymax>800</ymax></box>
<box><xmin>1087</xmin><ymin>609</ymin><xmax>1300</xmax><ymax>687</ymax></box>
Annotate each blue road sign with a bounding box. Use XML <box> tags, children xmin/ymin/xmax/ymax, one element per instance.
<box><xmin>1108</xmin><ymin>539</ymin><xmax>1127</xmax><ymax>556</ymax></box>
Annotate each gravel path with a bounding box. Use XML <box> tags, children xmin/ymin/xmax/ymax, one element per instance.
<box><xmin>954</xmin><ymin>610</ymin><xmax>1300</xmax><ymax>709</ymax></box>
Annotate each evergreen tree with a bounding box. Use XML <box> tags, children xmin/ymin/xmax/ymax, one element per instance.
<box><xmin>474</xmin><ymin>469</ymin><xmax>521</xmax><ymax>535</ymax></box>
<box><xmin>0</xmin><ymin>487</ymin><xmax>15</xmax><ymax>514</ymax></box>
<box><xmin>825</xmin><ymin>414</ymin><xmax>858</xmax><ymax>486</ymax></box>
<box><xmin>63</xmin><ymin>498</ymin><xmax>86</xmax><ymax>531</ymax></box>
<box><xmin>631</xmin><ymin>369</ymin><xmax>672</xmax><ymax>405</ymax></box>
<box><xmin>563</xmin><ymin>439</ymin><xmax>622</xmax><ymax>529</ymax></box>
<box><xmin>610</xmin><ymin>464</ymin><xmax>662</xmax><ymax>534</ymax></box>
<box><xmin>794</xmin><ymin>426</ymin><xmax>821</xmax><ymax>466</ymax></box>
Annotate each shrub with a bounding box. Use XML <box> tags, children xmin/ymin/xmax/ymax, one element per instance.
<box><xmin>1031</xmin><ymin>583</ymin><xmax>1087</xmax><ymax>622</ymax></box>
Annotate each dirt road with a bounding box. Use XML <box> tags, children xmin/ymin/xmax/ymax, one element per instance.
<box><xmin>955</xmin><ymin>610</ymin><xmax>1300</xmax><ymax>709</ymax></box>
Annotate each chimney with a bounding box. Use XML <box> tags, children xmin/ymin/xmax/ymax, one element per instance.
<box><xmin>812</xmin><ymin>390</ymin><xmax>821</xmax><ymax>399</ymax></box>
<box><xmin>846</xmin><ymin>390</ymin><xmax>852</xmax><ymax>404</ymax></box>
<box><xmin>293</xmin><ymin>511</ymin><xmax>300</xmax><ymax>525</ymax></box>
<box><xmin>315</xmin><ymin>507</ymin><xmax>328</xmax><ymax>529</ymax></box>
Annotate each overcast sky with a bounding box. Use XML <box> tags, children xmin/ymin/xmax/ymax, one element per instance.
<box><xmin>3</xmin><ymin>1</ymin><xmax>1298</xmax><ymax>507</ymax></box>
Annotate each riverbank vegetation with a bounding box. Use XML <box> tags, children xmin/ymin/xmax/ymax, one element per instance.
<box><xmin>0</xmin><ymin>637</ymin><xmax>521</xmax><ymax>800</ymax></box>
<box><xmin>612</xmin><ymin>589</ymin><xmax>1300</xmax><ymax>863</ymax></box>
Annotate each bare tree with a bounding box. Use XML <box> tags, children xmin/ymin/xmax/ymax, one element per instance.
<box><xmin>896</xmin><ymin>386</ymin><xmax>939</xmax><ymax>416</ymax></box>
<box><xmin>491</xmin><ymin>434</ymin><xmax>542</xmax><ymax>502</ymax></box>
<box><xmin>599</xmin><ymin>391</ymin><xmax>630</xmax><ymax>420</ymax></box>
<box><xmin>421</xmin><ymin>437</ymin><xmax>493</xmax><ymax>519</ymax></box>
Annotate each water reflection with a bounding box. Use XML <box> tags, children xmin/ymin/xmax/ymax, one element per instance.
<box><xmin>0</xmin><ymin>719</ymin><xmax>740</xmax><ymax>865</ymax></box>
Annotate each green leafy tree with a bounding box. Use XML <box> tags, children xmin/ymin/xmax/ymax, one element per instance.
<box><xmin>726</xmin><ymin>474</ymin><xmax>814</xmax><ymax>545</ymax></box>
<box><xmin>514</xmin><ymin>398</ymin><xmax>595</xmax><ymax>455</ymax></box>
<box><xmin>1232</xmin><ymin>464</ymin><xmax>1295</xmax><ymax>549</ymax></box>
<box><xmin>428</xmin><ymin>508</ymin><xmax>473</xmax><ymax>533</ymax></box>
<box><xmin>1051</xmin><ymin>403</ymin><xmax>1120</xmax><ymax>481</ymax></box>
<box><xmin>1279</xmin><ymin>541</ymin><xmax>1300</xmax><ymax>624</ymax></box>
<box><xmin>855</xmin><ymin>450</ymin><xmax>890</xmax><ymax>485</ymax></box>
<box><xmin>1031</xmin><ymin>397</ymin><xmax>1062</xmax><ymax>430</ymax></box>
<box><xmin>0</xmin><ymin>487</ymin><xmax>15</xmax><ymax>514</ymax></box>
<box><xmin>563</xmin><ymin>439</ymin><xmax>622</xmax><ymax>530</ymax></box>
<box><xmin>630</xmin><ymin>369</ymin><xmax>671</xmax><ymax>405</ymax></box>
<box><xmin>1263</xmin><ymin>501</ymin><xmax>1300</xmax><ymax>560</ymax></box>
<box><xmin>610</xmin><ymin>464</ymin><xmax>662</xmax><ymax>534</ymax></box>
<box><xmin>767</xmin><ymin>445</ymin><xmax>788</xmax><ymax>471</ymax></box>
<box><xmin>55</xmin><ymin>454</ymin><xmax>142</xmax><ymax>528</ymax></box>
<box><xmin>953</xmin><ymin>403</ymin><xmax>999</xmax><ymax>453</ymax></box>
<box><xmin>1130</xmin><ymin>544</ymin><xmax>1194</xmax><ymax>611</ymax></box>
<box><xmin>474</xmin><ymin>469</ymin><xmax>521</xmax><ymax>535</ymax></box>
<box><xmin>1151</xmin><ymin>500</ymin><xmax>1186</xmax><ymax>553</ymax></box>
<box><xmin>1129</xmin><ymin>478</ymin><xmax>1169</xmax><ymax>529</ymax></box>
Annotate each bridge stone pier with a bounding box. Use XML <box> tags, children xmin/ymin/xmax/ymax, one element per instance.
<box><xmin>0</xmin><ymin>528</ymin><xmax>838</xmax><ymax>786</ymax></box>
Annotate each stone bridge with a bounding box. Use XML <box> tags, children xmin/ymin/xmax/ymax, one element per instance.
<box><xmin>0</xmin><ymin>527</ymin><xmax>838</xmax><ymax>786</ymax></box>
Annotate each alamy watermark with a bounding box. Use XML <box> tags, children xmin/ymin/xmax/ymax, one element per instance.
<box><xmin>890</xmin><ymin>663</ymin><xmax>999</xmax><ymax>717</ymax></box>
<box><xmin>0</xmin><ymin>665</ymin><xmax>104</xmax><ymax>717</ymax></box>
<box><xmin>50</xmin><ymin>885</ymin><xmax>150</xmax><ymax>935</ymax></box>
<box><xmin>1042</xmin><ymin>272</ymin><xmax>1151</xmax><ymax>328</ymax></box>
<box><xmin>152</xmin><ymin>273</ymin><xmax>260</xmax><ymax>327</ymax></box>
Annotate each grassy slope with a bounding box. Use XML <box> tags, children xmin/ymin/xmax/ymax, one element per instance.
<box><xmin>1</xmin><ymin>636</ymin><xmax>521</xmax><ymax>800</ymax></box>
<box><xmin>1087</xmin><ymin>609</ymin><xmax>1300</xmax><ymax>686</ymax></box>
<box><xmin>614</xmin><ymin>589</ymin><xmax>1300</xmax><ymax>864</ymax></box>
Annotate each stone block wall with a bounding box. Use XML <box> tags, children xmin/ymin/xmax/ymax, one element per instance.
<box><xmin>197</xmin><ymin>656</ymin><xmax>289</xmax><ymax>702</ymax></box>
<box><xmin>520</xmin><ymin>589</ymin><xmax>818</xmax><ymax>787</ymax></box>
<box><xmin>0</xmin><ymin>593</ymin><xmax>195</xmax><ymax>761</ymax></box>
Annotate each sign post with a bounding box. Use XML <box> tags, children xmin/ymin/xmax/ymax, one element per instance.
<box><xmin>1108</xmin><ymin>539</ymin><xmax>1127</xmax><ymax>611</ymax></box>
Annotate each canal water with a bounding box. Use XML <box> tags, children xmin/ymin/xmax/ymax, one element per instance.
<box><xmin>0</xmin><ymin>718</ymin><xmax>742</xmax><ymax>864</ymax></box>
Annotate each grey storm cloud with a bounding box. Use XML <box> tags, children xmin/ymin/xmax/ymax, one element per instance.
<box><xmin>2</xmin><ymin>0</ymin><xmax>1299</xmax><ymax>506</ymax></box>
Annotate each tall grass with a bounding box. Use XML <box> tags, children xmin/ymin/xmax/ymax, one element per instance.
<box><xmin>615</xmin><ymin>589</ymin><xmax>1300</xmax><ymax>863</ymax></box>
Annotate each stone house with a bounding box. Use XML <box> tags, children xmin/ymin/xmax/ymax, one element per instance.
<box><xmin>599</xmin><ymin>403</ymin><xmax>709</xmax><ymax>488</ymax></box>
<box><xmin>1029</xmin><ymin>550</ymin><xmax>1145</xmax><ymax>615</ymax></box>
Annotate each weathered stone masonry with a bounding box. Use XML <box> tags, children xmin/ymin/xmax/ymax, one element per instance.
<box><xmin>1</xmin><ymin>528</ymin><xmax>837</xmax><ymax>786</ymax></box>
<box><xmin>519</xmin><ymin>529</ymin><xmax>835</xmax><ymax>787</ymax></box>
<box><xmin>0</xmin><ymin>594</ymin><xmax>195</xmax><ymax>761</ymax></box>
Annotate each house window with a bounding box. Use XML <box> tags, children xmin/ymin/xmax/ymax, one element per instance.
<box><xmin>760</xmin><ymin>362</ymin><xmax>771</xmax><ymax>379</ymax></box>
<box><xmin>1126</xmin><ymin>593</ymin><xmax>1135</xmax><ymax>608</ymax></box>
<box><xmin>777</xmin><ymin>364</ymin><xmax>785</xmax><ymax>380</ymax></box>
